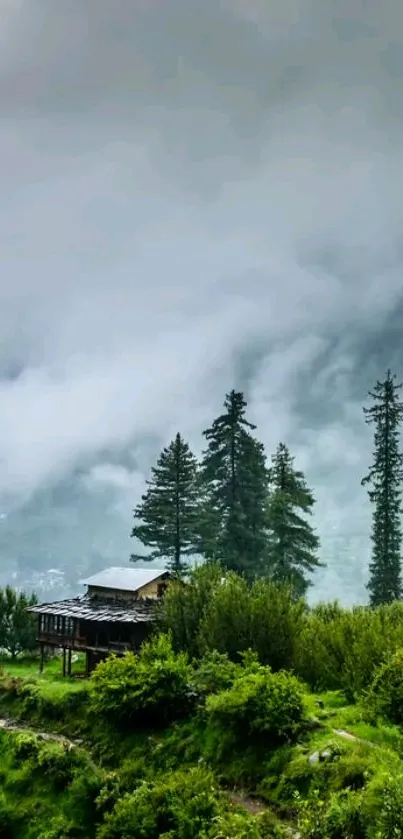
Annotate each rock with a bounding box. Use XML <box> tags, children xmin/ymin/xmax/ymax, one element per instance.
<box><xmin>319</xmin><ymin>749</ymin><xmax>332</xmax><ymax>762</ymax></box>
<box><xmin>308</xmin><ymin>751</ymin><xmax>320</xmax><ymax>764</ymax></box>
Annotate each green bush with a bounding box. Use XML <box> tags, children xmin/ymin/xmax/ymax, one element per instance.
<box><xmin>192</xmin><ymin>651</ymin><xmax>242</xmax><ymax>696</ymax></box>
<box><xmin>362</xmin><ymin>770</ymin><xmax>403</xmax><ymax>838</ymax></box>
<box><xmin>90</xmin><ymin>633</ymin><xmax>196</xmax><ymax>728</ymax></box>
<box><xmin>160</xmin><ymin>563</ymin><xmax>305</xmax><ymax>672</ymax></box>
<box><xmin>96</xmin><ymin>766</ymin><xmax>222</xmax><ymax>839</ymax></box>
<box><xmin>96</xmin><ymin>765</ymin><xmax>277</xmax><ymax>839</ymax></box>
<box><xmin>294</xmin><ymin>602</ymin><xmax>403</xmax><ymax>699</ymax></box>
<box><xmin>197</xmin><ymin>575</ymin><xmax>305</xmax><ymax>672</ymax></box>
<box><xmin>296</xmin><ymin>789</ymin><xmax>366</xmax><ymax>839</ymax></box>
<box><xmin>159</xmin><ymin>561</ymin><xmax>224</xmax><ymax>658</ymax></box>
<box><xmin>203</xmin><ymin>665</ymin><xmax>307</xmax><ymax>766</ymax></box>
<box><xmin>366</xmin><ymin>648</ymin><xmax>403</xmax><ymax>724</ymax></box>
<box><xmin>13</xmin><ymin>731</ymin><xmax>41</xmax><ymax>760</ymax></box>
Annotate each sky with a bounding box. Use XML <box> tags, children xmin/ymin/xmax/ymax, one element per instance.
<box><xmin>1</xmin><ymin>0</ymin><xmax>403</xmax><ymax>602</ymax></box>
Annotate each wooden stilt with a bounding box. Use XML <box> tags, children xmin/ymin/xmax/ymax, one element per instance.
<box><xmin>67</xmin><ymin>648</ymin><xmax>72</xmax><ymax>677</ymax></box>
<box><xmin>62</xmin><ymin>647</ymin><xmax>66</xmax><ymax>678</ymax></box>
<box><xmin>39</xmin><ymin>643</ymin><xmax>45</xmax><ymax>674</ymax></box>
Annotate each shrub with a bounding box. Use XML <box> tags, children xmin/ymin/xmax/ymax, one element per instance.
<box><xmin>13</xmin><ymin>731</ymin><xmax>41</xmax><ymax>761</ymax></box>
<box><xmin>158</xmin><ymin>561</ymin><xmax>224</xmax><ymax>658</ymax></box>
<box><xmin>197</xmin><ymin>576</ymin><xmax>305</xmax><ymax>672</ymax></box>
<box><xmin>96</xmin><ymin>766</ymin><xmax>222</xmax><ymax>839</ymax></box>
<box><xmin>203</xmin><ymin>665</ymin><xmax>307</xmax><ymax>766</ymax></box>
<box><xmin>208</xmin><ymin>809</ymin><xmax>282</xmax><ymax>838</ymax></box>
<box><xmin>192</xmin><ymin>651</ymin><xmax>242</xmax><ymax>696</ymax></box>
<box><xmin>294</xmin><ymin>602</ymin><xmax>403</xmax><ymax>699</ymax></box>
<box><xmin>248</xmin><ymin>579</ymin><xmax>306</xmax><ymax>672</ymax></box>
<box><xmin>160</xmin><ymin>563</ymin><xmax>305</xmax><ymax>673</ymax></box>
<box><xmin>90</xmin><ymin>633</ymin><xmax>196</xmax><ymax>728</ymax></box>
<box><xmin>366</xmin><ymin>648</ymin><xmax>403</xmax><ymax>724</ymax></box>
<box><xmin>362</xmin><ymin>770</ymin><xmax>403</xmax><ymax>838</ymax></box>
<box><xmin>36</xmin><ymin>743</ymin><xmax>89</xmax><ymax>792</ymax></box>
<box><xmin>296</xmin><ymin>789</ymin><xmax>366</xmax><ymax>839</ymax></box>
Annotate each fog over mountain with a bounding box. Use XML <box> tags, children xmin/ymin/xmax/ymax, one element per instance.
<box><xmin>1</xmin><ymin>0</ymin><xmax>403</xmax><ymax>603</ymax></box>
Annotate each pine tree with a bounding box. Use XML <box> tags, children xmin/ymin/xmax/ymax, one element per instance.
<box><xmin>266</xmin><ymin>442</ymin><xmax>321</xmax><ymax>596</ymax></box>
<box><xmin>131</xmin><ymin>433</ymin><xmax>200</xmax><ymax>577</ymax></box>
<box><xmin>199</xmin><ymin>389</ymin><xmax>269</xmax><ymax>578</ymax></box>
<box><xmin>361</xmin><ymin>370</ymin><xmax>403</xmax><ymax>605</ymax></box>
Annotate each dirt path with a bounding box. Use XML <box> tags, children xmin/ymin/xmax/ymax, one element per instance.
<box><xmin>332</xmin><ymin>728</ymin><xmax>375</xmax><ymax>748</ymax></box>
<box><xmin>228</xmin><ymin>791</ymin><xmax>300</xmax><ymax>837</ymax></box>
<box><xmin>0</xmin><ymin>717</ymin><xmax>82</xmax><ymax>748</ymax></box>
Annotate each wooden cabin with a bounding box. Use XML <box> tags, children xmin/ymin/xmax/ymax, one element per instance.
<box><xmin>28</xmin><ymin>567</ymin><xmax>170</xmax><ymax>675</ymax></box>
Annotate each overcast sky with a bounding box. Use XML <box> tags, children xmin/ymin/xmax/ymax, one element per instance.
<box><xmin>1</xmin><ymin>0</ymin><xmax>403</xmax><ymax>601</ymax></box>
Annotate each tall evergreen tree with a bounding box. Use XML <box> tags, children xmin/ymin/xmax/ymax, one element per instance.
<box><xmin>199</xmin><ymin>389</ymin><xmax>269</xmax><ymax>578</ymax></box>
<box><xmin>131</xmin><ymin>433</ymin><xmax>200</xmax><ymax>577</ymax></box>
<box><xmin>361</xmin><ymin>370</ymin><xmax>403</xmax><ymax>605</ymax></box>
<box><xmin>266</xmin><ymin>442</ymin><xmax>321</xmax><ymax>596</ymax></box>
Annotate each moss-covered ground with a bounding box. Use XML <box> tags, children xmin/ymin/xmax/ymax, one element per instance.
<box><xmin>0</xmin><ymin>653</ymin><xmax>402</xmax><ymax>838</ymax></box>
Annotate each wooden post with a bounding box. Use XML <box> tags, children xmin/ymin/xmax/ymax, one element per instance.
<box><xmin>62</xmin><ymin>647</ymin><xmax>66</xmax><ymax>678</ymax></box>
<box><xmin>67</xmin><ymin>648</ymin><xmax>72</xmax><ymax>677</ymax></box>
<box><xmin>85</xmin><ymin>650</ymin><xmax>90</xmax><ymax>677</ymax></box>
<box><xmin>39</xmin><ymin>643</ymin><xmax>45</xmax><ymax>674</ymax></box>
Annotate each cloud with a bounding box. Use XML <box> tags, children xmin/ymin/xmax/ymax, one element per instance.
<box><xmin>0</xmin><ymin>0</ymin><xmax>402</xmax><ymax>599</ymax></box>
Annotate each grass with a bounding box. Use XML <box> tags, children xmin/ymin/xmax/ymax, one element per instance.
<box><xmin>0</xmin><ymin>653</ymin><xmax>87</xmax><ymax>680</ymax></box>
<box><xmin>308</xmin><ymin>689</ymin><xmax>403</xmax><ymax>756</ymax></box>
<box><xmin>0</xmin><ymin>655</ymin><xmax>90</xmax><ymax>731</ymax></box>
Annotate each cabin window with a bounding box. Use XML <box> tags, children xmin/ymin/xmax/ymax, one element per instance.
<box><xmin>157</xmin><ymin>583</ymin><xmax>167</xmax><ymax>598</ymax></box>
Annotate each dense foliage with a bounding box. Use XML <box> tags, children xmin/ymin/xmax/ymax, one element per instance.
<box><xmin>160</xmin><ymin>562</ymin><xmax>305</xmax><ymax>670</ymax></box>
<box><xmin>5</xmin><ymin>580</ymin><xmax>403</xmax><ymax>836</ymax></box>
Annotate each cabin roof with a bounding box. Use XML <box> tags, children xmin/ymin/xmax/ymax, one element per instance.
<box><xmin>28</xmin><ymin>595</ymin><xmax>156</xmax><ymax>624</ymax></box>
<box><xmin>80</xmin><ymin>566</ymin><xmax>168</xmax><ymax>593</ymax></box>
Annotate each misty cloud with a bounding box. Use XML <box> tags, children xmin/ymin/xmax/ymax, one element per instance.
<box><xmin>0</xmin><ymin>0</ymin><xmax>402</xmax><ymax>601</ymax></box>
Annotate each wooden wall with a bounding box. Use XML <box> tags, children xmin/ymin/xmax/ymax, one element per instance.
<box><xmin>87</xmin><ymin>578</ymin><xmax>164</xmax><ymax>600</ymax></box>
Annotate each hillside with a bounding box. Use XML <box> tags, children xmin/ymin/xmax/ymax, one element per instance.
<box><xmin>2</xmin><ymin>567</ymin><xmax>403</xmax><ymax>837</ymax></box>
<box><xmin>1</xmin><ymin>632</ymin><xmax>403</xmax><ymax>839</ymax></box>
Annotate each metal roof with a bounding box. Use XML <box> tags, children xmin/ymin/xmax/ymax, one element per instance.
<box><xmin>80</xmin><ymin>566</ymin><xmax>169</xmax><ymax>592</ymax></box>
<box><xmin>28</xmin><ymin>595</ymin><xmax>156</xmax><ymax>624</ymax></box>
